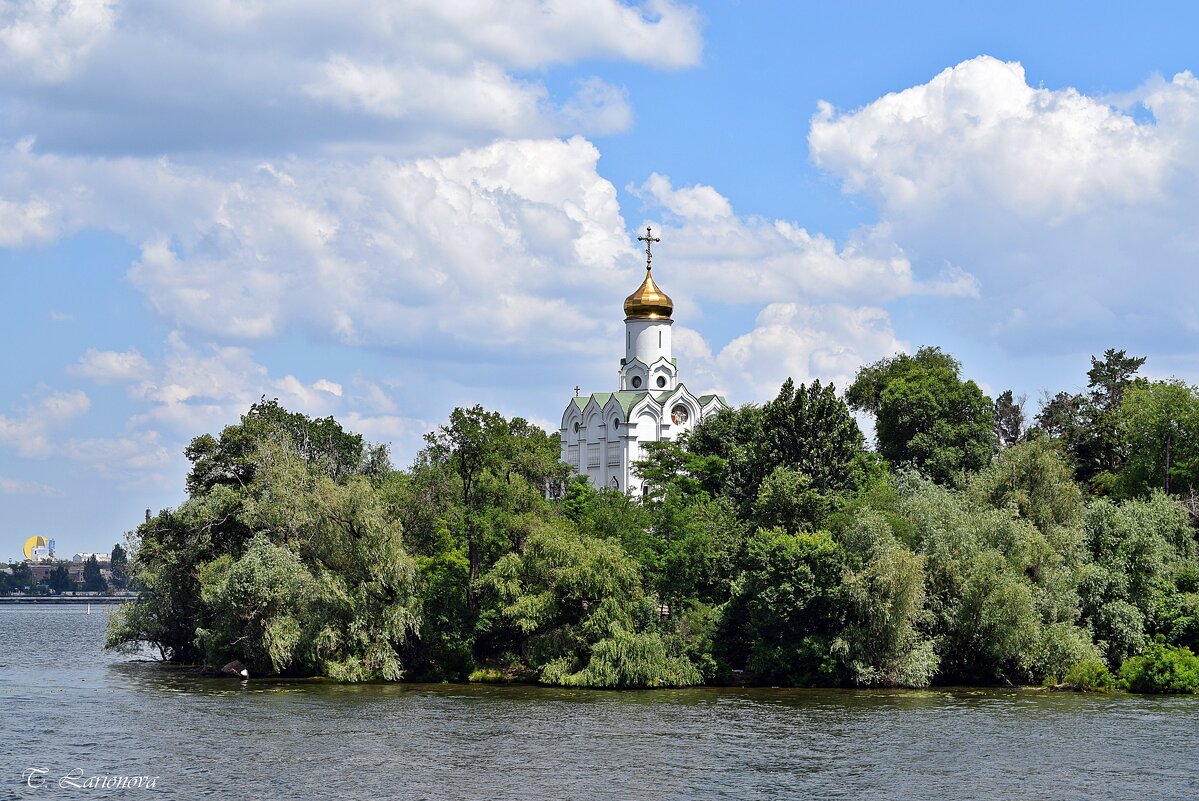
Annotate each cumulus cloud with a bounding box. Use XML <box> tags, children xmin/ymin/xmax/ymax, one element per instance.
<box><xmin>0</xmin><ymin>0</ymin><xmax>116</xmax><ymax>83</ymax></box>
<box><xmin>71</xmin><ymin>348</ymin><xmax>152</xmax><ymax>383</ymax></box>
<box><xmin>809</xmin><ymin>55</ymin><xmax>1199</xmax><ymax>353</ymax></box>
<box><xmin>0</xmin><ymin>387</ymin><xmax>90</xmax><ymax>458</ymax></box>
<box><xmin>36</xmin><ymin>333</ymin><xmax>429</xmax><ymax>484</ymax></box>
<box><xmin>118</xmin><ymin>333</ymin><xmax>427</xmax><ymax>454</ymax></box>
<box><xmin>677</xmin><ymin>303</ymin><xmax>907</xmax><ymax>399</ymax></box>
<box><xmin>0</xmin><ymin>137</ymin><xmax>637</xmax><ymax>354</ymax></box>
<box><xmin>0</xmin><ymin>0</ymin><xmax>700</xmax><ymax>154</ymax></box>
<box><xmin>2</xmin><ymin>125</ymin><xmax>955</xmax><ymax>416</ymax></box>
<box><xmin>632</xmin><ymin>173</ymin><xmax>978</xmax><ymax>309</ymax></box>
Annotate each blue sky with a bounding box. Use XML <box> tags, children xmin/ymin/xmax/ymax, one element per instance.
<box><xmin>4</xmin><ymin>0</ymin><xmax>1199</xmax><ymax>556</ymax></box>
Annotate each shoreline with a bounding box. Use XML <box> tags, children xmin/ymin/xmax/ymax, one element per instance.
<box><xmin>0</xmin><ymin>596</ymin><xmax>137</xmax><ymax>604</ymax></box>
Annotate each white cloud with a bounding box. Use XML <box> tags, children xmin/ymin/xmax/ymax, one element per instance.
<box><xmin>0</xmin><ymin>137</ymin><xmax>637</xmax><ymax>353</ymax></box>
<box><xmin>0</xmin><ymin>194</ymin><xmax>57</xmax><ymax>246</ymax></box>
<box><xmin>631</xmin><ymin>173</ymin><xmax>978</xmax><ymax>310</ymax></box>
<box><xmin>64</xmin><ymin>430</ymin><xmax>170</xmax><ymax>484</ymax></box>
<box><xmin>808</xmin><ymin>55</ymin><xmax>1199</xmax><ymax>351</ymax></box>
<box><xmin>0</xmin><ymin>0</ymin><xmax>700</xmax><ymax>154</ymax></box>
<box><xmin>678</xmin><ymin>303</ymin><xmax>907</xmax><ymax>399</ymax></box>
<box><xmin>122</xmin><ymin>333</ymin><xmax>426</xmax><ymax>454</ymax></box>
<box><xmin>0</xmin><ymin>0</ymin><xmax>116</xmax><ymax>82</ymax></box>
<box><xmin>0</xmin><ymin>474</ymin><xmax>62</xmax><ymax>496</ymax></box>
<box><xmin>0</xmin><ymin>387</ymin><xmax>90</xmax><ymax>457</ymax></box>
<box><xmin>71</xmin><ymin>348</ymin><xmax>152</xmax><ymax>383</ymax></box>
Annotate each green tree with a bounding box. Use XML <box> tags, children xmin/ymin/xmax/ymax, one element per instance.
<box><xmin>835</xmin><ymin>509</ymin><xmax>937</xmax><ymax>686</ymax></box>
<box><xmin>49</xmin><ymin>564</ymin><xmax>75</xmax><ymax>593</ymax></box>
<box><xmin>968</xmin><ymin>437</ymin><xmax>1084</xmax><ymax>536</ymax></box>
<box><xmin>485</xmin><ymin>518</ymin><xmax>700</xmax><ymax>687</ymax></box>
<box><xmin>762</xmin><ymin>378</ymin><xmax>865</xmax><ymax>493</ymax></box>
<box><xmin>184</xmin><ymin>397</ymin><xmax>385</xmax><ymax>496</ymax></box>
<box><xmin>423</xmin><ymin>406</ymin><xmax>568</xmax><ymax>611</ymax></box>
<box><xmin>719</xmin><ymin>528</ymin><xmax>845</xmax><ymax>685</ymax></box>
<box><xmin>685</xmin><ymin>403</ymin><xmax>767</xmax><ymax>510</ymax></box>
<box><xmin>847</xmin><ymin>347</ymin><xmax>994</xmax><ymax>485</ymax></box>
<box><xmin>109</xmin><ymin>543</ymin><xmax>130</xmax><ymax>590</ymax></box>
<box><xmin>83</xmin><ymin>555</ymin><xmax>107</xmax><ymax>593</ymax></box>
<box><xmin>993</xmin><ymin>389</ymin><xmax>1025</xmax><ymax>448</ymax></box>
<box><xmin>1035</xmin><ymin>349</ymin><xmax>1146</xmax><ymax>489</ymax></box>
<box><xmin>1119</xmin><ymin>640</ymin><xmax>1199</xmax><ymax>693</ymax></box>
<box><xmin>1116</xmin><ymin>380</ymin><xmax>1199</xmax><ymax>498</ymax></box>
<box><xmin>108</xmin><ymin>406</ymin><xmax>417</xmax><ymax>679</ymax></box>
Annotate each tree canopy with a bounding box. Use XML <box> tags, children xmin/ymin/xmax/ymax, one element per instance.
<box><xmin>103</xmin><ymin>348</ymin><xmax>1199</xmax><ymax>694</ymax></box>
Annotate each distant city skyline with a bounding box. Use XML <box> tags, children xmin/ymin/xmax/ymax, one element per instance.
<box><xmin>4</xmin><ymin>1</ymin><xmax>1199</xmax><ymax>551</ymax></box>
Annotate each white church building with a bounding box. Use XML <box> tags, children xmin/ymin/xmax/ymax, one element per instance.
<box><xmin>560</xmin><ymin>228</ymin><xmax>728</xmax><ymax>494</ymax></box>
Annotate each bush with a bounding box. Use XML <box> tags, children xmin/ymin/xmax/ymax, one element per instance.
<box><xmin>1063</xmin><ymin>658</ymin><xmax>1115</xmax><ymax>692</ymax></box>
<box><xmin>467</xmin><ymin>667</ymin><xmax>507</xmax><ymax>683</ymax></box>
<box><xmin>1118</xmin><ymin>642</ymin><xmax>1199</xmax><ymax>694</ymax></box>
<box><xmin>540</xmin><ymin>631</ymin><xmax>703</xmax><ymax>688</ymax></box>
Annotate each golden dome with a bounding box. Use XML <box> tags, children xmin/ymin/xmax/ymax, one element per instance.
<box><xmin>623</xmin><ymin>269</ymin><xmax>673</xmax><ymax>319</ymax></box>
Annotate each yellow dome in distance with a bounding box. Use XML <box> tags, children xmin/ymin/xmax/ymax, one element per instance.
<box><xmin>624</xmin><ymin>225</ymin><xmax>673</xmax><ymax>320</ymax></box>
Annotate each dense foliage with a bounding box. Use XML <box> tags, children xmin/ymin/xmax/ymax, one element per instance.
<box><xmin>106</xmin><ymin>350</ymin><xmax>1199</xmax><ymax>693</ymax></box>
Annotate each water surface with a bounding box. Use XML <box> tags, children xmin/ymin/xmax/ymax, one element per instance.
<box><xmin>2</xmin><ymin>605</ymin><xmax>1196</xmax><ymax>799</ymax></box>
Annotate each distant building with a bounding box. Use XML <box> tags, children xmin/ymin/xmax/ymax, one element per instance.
<box><xmin>72</xmin><ymin>552</ymin><xmax>111</xmax><ymax>563</ymax></box>
<box><xmin>29</xmin><ymin>562</ymin><xmax>87</xmax><ymax>582</ymax></box>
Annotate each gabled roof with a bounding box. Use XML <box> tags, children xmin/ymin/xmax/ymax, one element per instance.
<box><xmin>698</xmin><ymin>393</ymin><xmax>730</xmax><ymax>408</ymax></box>
<box><xmin>611</xmin><ymin>391</ymin><xmax>648</xmax><ymax>416</ymax></box>
<box><xmin>569</xmin><ymin>390</ymin><xmax>650</xmax><ymax>420</ymax></box>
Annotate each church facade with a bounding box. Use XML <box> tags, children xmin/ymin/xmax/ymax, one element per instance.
<box><xmin>560</xmin><ymin>228</ymin><xmax>728</xmax><ymax>494</ymax></box>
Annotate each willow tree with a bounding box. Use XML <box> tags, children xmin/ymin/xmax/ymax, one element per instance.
<box><xmin>107</xmin><ymin>404</ymin><xmax>418</xmax><ymax>680</ymax></box>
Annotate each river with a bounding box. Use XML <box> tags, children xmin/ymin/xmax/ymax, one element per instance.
<box><xmin>1</xmin><ymin>605</ymin><xmax>1197</xmax><ymax>800</ymax></box>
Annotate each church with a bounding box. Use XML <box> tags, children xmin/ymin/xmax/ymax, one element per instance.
<box><xmin>560</xmin><ymin>228</ymin><xmax>729</xmax><ymax>494</ymax></box>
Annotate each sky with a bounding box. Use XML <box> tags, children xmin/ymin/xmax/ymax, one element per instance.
<box><xmin>4</xmin><ymin>0</ymin><xmax>1199</xmax><ymax>557</ymax></box>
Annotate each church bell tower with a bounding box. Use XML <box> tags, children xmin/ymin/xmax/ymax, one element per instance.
<box><xmin>620</xmin><ymin>227</ymin><xmax>676</xmax><ymax>393</ymax></box>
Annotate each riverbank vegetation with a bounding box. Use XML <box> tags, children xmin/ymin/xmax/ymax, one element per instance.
<box><xmin>108</xmin><ymin>348</ymin><xmax>1199</xmax><ymax>693</ymax></box>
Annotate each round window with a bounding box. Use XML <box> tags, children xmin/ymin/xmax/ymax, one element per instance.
<box><xmin>671</xmin><ymin>405</ymin><xmax>690</xmax><ymax>425</ymax></box>
<box><xmin>657</xmin><ymin>376</ymin><xmax>667</xmax><ymax>388</ymax></box>
<box><xmin>631</xmin><ymin>376</ymin><xmax>642</xmax><ymax>388</ymax></box>
<box><xmin>573</xmin><ymin>421</ymin><xmax>580</xmax><ymax>433</ymax></box>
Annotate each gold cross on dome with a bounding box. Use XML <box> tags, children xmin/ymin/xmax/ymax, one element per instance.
<box><xmin>637</xmin><ymin>226</ymin><xmax>660</xmax><ymax>270</ymax></box>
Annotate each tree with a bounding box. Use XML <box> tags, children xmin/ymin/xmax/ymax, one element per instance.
<box><xmin>847</xmin><ymin>347</ymin><xmax>994</xmax><ymax>485</ymax></box>
<box><xmin>83</xmin><ymin>555</ymin><xmax>107</xmax><ymax>593</ymax></box>
<box><xmin>485</xmin><ymin>518</ymin><xmax>701</xmax><ymax>687</ymax></box>
<box><xmin>107</xmin><ymin>403</ymin><xmax>418</xmax><ymax>678</ymax></box>
<box><xmin>763</xmin><ymin>378</ymin><xmax>866</xmax><ymax>493</ymax></box>
<box><xmin>835</xmin><ymin>509</ymin><xmax>937</xmax><ymax>686</ymax></box>
<box><xmin>685</xmin><ymin>404</ymin><xmax>767</xmax><ymax>510</ymax></box>
<box><xmin>718</xmin><ymin>528</ymin><xmax>846</xmax><ymax>685</ymax></box>
<box><xmin>9</xmin><ymin>563</ymin><xmax>33</xmax><ymax>592</ymax></box>
<box><xmin>968</xmin><ymin>437</ymin><xmax>1084</xmax><ymax>535</ymax></box>
<box><xmin>422</xmin><ymin>405</ymin><xmax>568</xmax><ymax>610</ymax></box>
<box><xmin>1034</xmin><ymin>348</ymin><xmax>1147</xmax><ymax>489</ymax></box>
<box><xmin>993</xmin><ymin>390</ymin><xmax>1025</xmax><ymax>447</ymax></box>
<box><xmin>49</xmin><ymin>564</ymin><xmax>75</xmax><ymax>593</ymax></box>
<box><xmin>687</xmin><ymin>379</ymin><xmax>869</xmax><ymax>521</ymax></box>
<box><xmin>109</xmin><ymin>543</ymin><xmax>130</xmax><ymax>590</ymax></box>
<box><xmin>184</xmin><ymin>397</ymin><xmax>383</xmax><ymax>496</ymax></box>
<box><xmin>1116</xmin><ymin>380</ymin><xmax>1199</xmax><ymax>498</ymax></box>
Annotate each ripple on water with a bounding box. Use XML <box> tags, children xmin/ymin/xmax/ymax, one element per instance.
<box><xmin>3</xmin><ymin>606</ymin><xmax>1199</xmax><ymax>801</ymax></box>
